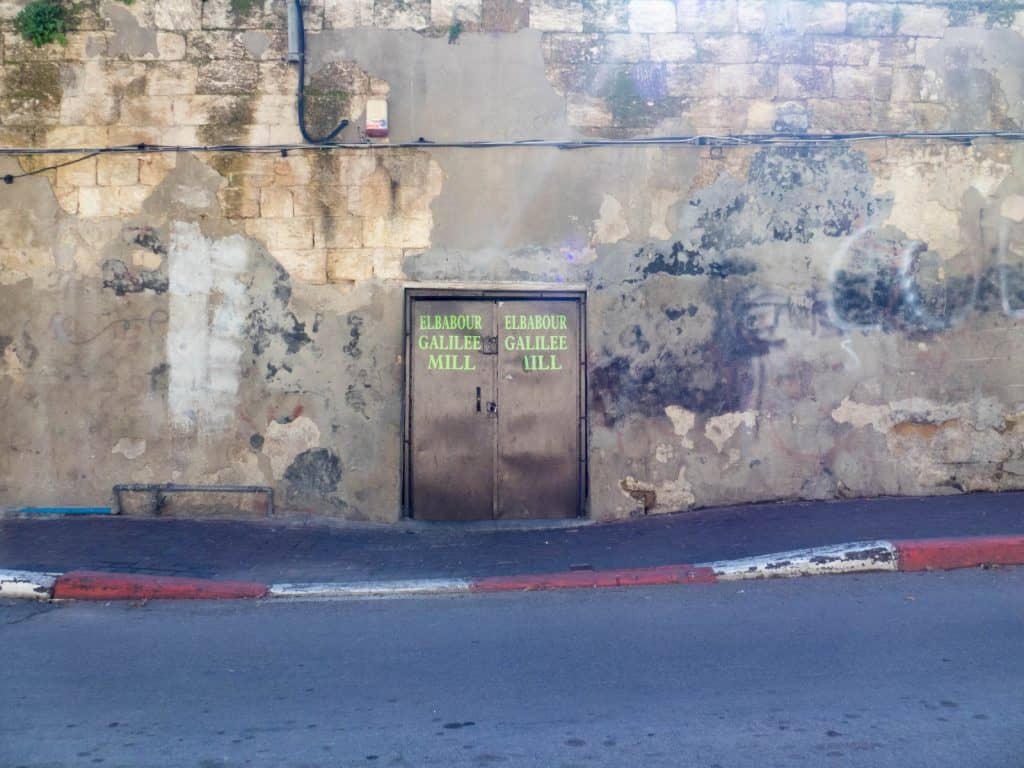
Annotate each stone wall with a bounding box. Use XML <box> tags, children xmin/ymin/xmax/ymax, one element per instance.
<box><xmin>0</xmin><ymin>0</ymin><xmax>1023</xmax><ymax>519</ymax></box>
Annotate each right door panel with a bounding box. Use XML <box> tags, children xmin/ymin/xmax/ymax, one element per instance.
<box><xmin>495</xmin><ymin>299</ymin><xmax>582</xmax><ymax>519</ymax></box>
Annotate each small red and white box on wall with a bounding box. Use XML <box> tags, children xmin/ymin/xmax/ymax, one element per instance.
<box><xmin>365</xmin><ymin>98</ymin><xmax>389</xmax><ymax>138</ymax></box>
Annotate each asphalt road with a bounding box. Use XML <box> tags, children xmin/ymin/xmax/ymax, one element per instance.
<box><xmin>2</xmin><ymin>569</ymin><xmax>1023</xmax><ymax>768</ymax></box>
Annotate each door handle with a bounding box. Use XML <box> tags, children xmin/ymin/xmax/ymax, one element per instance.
<box><xmin>476</xmin><ymin>387</ymin><xmax>481</xmax><ymax>412</ymax></box>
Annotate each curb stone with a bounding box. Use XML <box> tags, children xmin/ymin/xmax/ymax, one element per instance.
<box><xmin>3</xmin><ymin>535</ymin><xmax>1023</xmax><ymax>602</ymax></box>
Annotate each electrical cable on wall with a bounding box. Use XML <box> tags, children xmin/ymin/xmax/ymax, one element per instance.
<box><xmin>2</xmin><ymin>132</ymin><xmax>1024</xmax><ymax>184</ymax></box>
<box><xmin>288</xmin><ymin>0</ymin><xmax>349</xmax><ymax>144</ymax></box>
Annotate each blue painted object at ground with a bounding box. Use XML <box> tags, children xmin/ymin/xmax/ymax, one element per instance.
<box><xmin>17</xmin><ymin>507</ymin><xmax>113</xmax><ymax>515</ymax></box>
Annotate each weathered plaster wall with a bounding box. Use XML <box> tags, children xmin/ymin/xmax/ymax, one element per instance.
<box><xmin>0</xmin><ymin>0</ymin><xmax>1022</xmax><ymax>519</ymax></box>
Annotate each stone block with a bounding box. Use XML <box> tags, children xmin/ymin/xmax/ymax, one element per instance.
<box><xmin>744</xmin><ymin>99</ymin><xmax>776</xmax><ymax>131</ymax></box>
<box><xmin>106</xmin><ymin>126</ymin><xmax>163</xmax><ymax>146</ymax></box>
<box><xmin>64</xmin><ymin>33</ymin><xmax>109</xmax><ymax>61</ymax></box>
<box><xmin>737</xmin><ymin>0</ymin><xmax>766</xmax><ymax>33</ymax></box>
<box><xmin>696</xmin><ymin>34</ymin><xmax>759</xmax><ymax>63</ymax></box>
<box><xmin>314</xmin><ymin>216</ymin><xmax>364</xmax><ymax>248</ymax></box>
<box><xmin>56</xmin><ymin>156</ymin><xmax>97</xmax><ymax>187</ymax></box>
<box><xmin>756</xmin><ymin>34</ymin><xmax>815</xmax><ymax>65</ymax></box>
<box><xmin>581</xmin><ymin>0</ymin><xmax>628</xmax><ymax>32</ymax></box>
<box><xmin>374</xmin><ymin>0</ymin><xmax>430</xmax><ymax>28</ymax></box>
<box><xmin>880</xmin><ymin>100</ymin><xmax>948</xmax><ymax>130</ymax></box>
<box><xmin>273</xmin><ymin>156</ymin><xmax>313</xmax><ymax>187</ymax></box>
<box><xmin>139</xmin><ymin>154</ymin><xmax>177</xmax><ymax>186</ymax></box>
<box><xmin>431</xmin><ymin>0</ymin><xmax>483</xmax><ymax>25</ymax></box>
<box><xmin>604</xmin><ymin>33</ymin><xmax>650</xmax><ymax>62</ymax></box>
<box><xmin>259</xmin><ymin>61</ymin><xmax>297</xmax><ymax>96</ymax></box>
<box><xmin>260</xmin><ymin>187</ymin><xmax>294</xmax><ymax>218</ymax></box>
<box><xmin>274</xmin><ymin>249</ymin><xmax>328</xmax><ymax>284</ymax></box>
<box><xmin>373</xmin><ymin>248</ymin><xmax>405</xmax><ymax>279</ymax></box>
<box><xmin>245</xmin><ymin>217</ymin><xmax>315</xmax><ymax>249</ymax></box>
<box><xmin>716</xmin><ymin>63</ymin><xmax>777</xmax><ymax>98</ymax></box>
<box><xmin>648</xmin><ymin>34</ymin><xmax>696</xmax><ymax>63</ymax></box>
<box><xmin>327</xmin><ymin>249</ymin><xmax>374</xmax><ymax>282</ymax></box>
<box><xmin>201</xmin><ymin>0</ymin><xmax>274</xmax><ymax>29</ymax></box>
<box><xmin>846</xmin><ymin>3</ymin><xmax>899</xmax><ymax>36</ymax></box>
<box><xmin>832</xmin><ymin>66</ymin><xmax>893</xmax><ymax>101</ymax></box>
<box><xmin>566</xmin><ymin>94</ymin><xmax>614</xmax><ymax>128</ymax></box>
<box><xmin>173</xmin><ymin>95</ymin><xmax>218</xmax><ymax>126</ymax></box>
<box><xmin>267</xmin><ymin>124</ymin><xmax>305</xmax><ymax>144</ymax></box>
<box><xmin>766</xmin><ymin>1</ymin><xmax>846</xmax><ymax>35</ymax></box>
<box><xmin>294</xmin><ymin>186</ymin><xmax>347</xmax><ymax>217</ymax></box>
<box><xmin>362</xmin><ymin>215</ymin><xmax>431</xmax><ymax>248</ymax></box>
<box><xmin>896</xmin><ymin>4</ymin><xmax>948</xmax><ymax>37</ymax></box>
<box><xmin>892</xmin><ymin>66</ymin><xmax>942</xmax><ymax>102</ymax></box>
<box><xmin>325</xmin><ymin>0</ymin><xmax>376</xmax><ymax>28</ymax></box>
<box><xmin>54</xmin><ymin>186</ymin><xmax>79</xmax><ymax>215</ymax></box>
<box><xmin>219</xmin><ymin>185</ymin><xmax>261</xmax><ymax>218</ymax></box>
<box><xmin>676</xmin><ymin>0</ymin><xmax>738</xmax><ymax>34</ymax></box>
<box><xmin>78</xmin><ymin>186</ymin><xmax>120</xmax><ymax>217</ymax></box>
<box><xmin>481</xmin><ymin>0</ymin><xmax>529</xmax><ymax>31</ymax></box>
<box><xmin>155</xmin><ymin>0</ymin><xmax>203</xmax><ymax>30</ymax></box>
<box><xmin>196</xmin><ymin>60</ymin><xmax>260</xmax><ymax>95</ymax></box>
<box><xmin>778</xmin><ymin>65</ymin><xmax>832</xmax><ymax>99</ymax></box>
<box><xmin>58</xmin><ymin>93</ymin><xmax>119</xmax><ymax>126</ymax></box>
<box><xmin>806</xmin><ymin>97</ymin><xmax>875</xmax><ymax>131</ymax></box>
<box><xmin>628</xmin><ymin>0</ymin><xmax>676</xmax><ymax>33</ymax></box>
<box><xmin>119</xmin><ymin>96</ymin><xmax>178</xmax><ymax>127</ymax></box>
<box><xmin>682</xmin><ymin>96</ymin><xmax>748</xmax><ymax>133</ymax></box>
<box><xmin>146</xmin><ymin>63</ymin><xmax>200</xmax><ymax>96</ymax></box>
<box><xmin>664</xmin><ymin>62</ymin><xmax>717</xmax><ymax>98</ymax></box>
<box><xmin>157</xmin><ymin>33</ymin><xmax>187</xmax><ymax>61</ymax></box>
<box><xmin>97</xmin><ymin>154</ymin><xmax>140</xmax><ymax>186</ymax></box>
<box><xmin>45</xmin><ymin>126</ymin><xmax>109</xmax><ymax>148</ymax></box>
<box><xmin>2</xmin><ymin>32</ymin><xmax>66</xmax><ymax>62</ymax></box>
<box><xmin>530</xmin><ymin>0</ymin><xmax>583</xmax><ymax>30</ymax></box>
<box><xmin>253</xmin><ymin>95</ymin><xmax>296</xmax><ymax>127</ymax></box>
<box><xmin>811</xmin><ymin>37</ymin><xmax>875</xmax><ymax>67</ymax></box>
<box><xmin>115</xmin><ymin>185</ymin><xmax>152</xmax><ymax>214</ymax></box>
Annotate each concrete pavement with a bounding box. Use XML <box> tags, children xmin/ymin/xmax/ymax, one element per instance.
<box><xmin>2</xmin><ymin>568</ymin><xmax>1022</xmax><ymax>767</ymax></box>
<box><xmin>2</xmin><ymin>492</ymin><xmax>1023</xmax><ymax>586</ymax></box>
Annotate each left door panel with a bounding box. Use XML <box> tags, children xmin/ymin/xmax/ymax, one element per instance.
<box><xmin>409</xmin><ymin>299</ymin><xmax>495</xmax><ymax>520</ymax></box>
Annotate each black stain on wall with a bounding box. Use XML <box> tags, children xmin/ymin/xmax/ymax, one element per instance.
<box><xmin>0</xmin><ymin>335</ymin><xmax>12</xmax><ymax>356</ymax></box>
<box><xmin>640</xmin><ymin>242</ymin><xmax>756</xmax><ymax>280</ymax></box>
<box><xmin>102</xmin><ymin>259</ymin><xmax>169</xmax><ymax>295</ymax></box>
<box><xmin>591</xmin><ymin>282</ymin><xmax>782</xmax><ymax>425</ymax></box>
<box><xmin>148</xmin><ymin>362</ymin><xmax>169</xmax><ymax>391</ymax></box>
<box><xmin>831</xmin><ymin>262</ymin><xmax>1024</xmax><ymax>334</ymax></box>
<box><xmin>125</xmin><ymin>226</ymin><xmax>167</xmax><ymax>255</ymax></box>
<box><xmin>343</xmin><ymin>314</ymin><xmax>363</xmax><ymax>358</ymax></box>
<box><xmin>284</xmin><ymin>448</ymin><xmax>343</xmax><ymax>499</ymax></box>
<box><xmin>246</xmin><ymin>265</ymin><xmax>311</xmax><ymax>357</ymax></box>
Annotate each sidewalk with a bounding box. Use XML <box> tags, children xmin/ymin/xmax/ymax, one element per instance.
<box><xmin>2</xmin><ymin>492</ymin><xmax>1023</xmax><ymax>586</ymax></box>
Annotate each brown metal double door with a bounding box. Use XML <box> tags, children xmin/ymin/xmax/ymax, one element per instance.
<box><xmin>409</xmin><ymin>297</ymin><xmax>583</xmax><ymax>521</ymax></box>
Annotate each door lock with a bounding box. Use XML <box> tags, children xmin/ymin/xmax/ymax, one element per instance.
<box><xmin>481</xmin><ymin>336</ymin><xmax>498</xmax><ymax>355</ymax></box>
<box><xmin>486</xmin><ymin>401</ymin><xmax>498</xmax><ymax>415</ymax></box>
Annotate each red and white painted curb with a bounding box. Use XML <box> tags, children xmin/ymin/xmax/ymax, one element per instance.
<box><xmin>3</xmin><ymin>535</ymin><xmax>1023</xmax><ymax>602</ymax></box>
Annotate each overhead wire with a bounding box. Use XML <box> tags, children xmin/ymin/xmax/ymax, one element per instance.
<box><xmin>1</xmin><ymin>131</ymin><xmax>1023</xmax><ymax>183</ymax></box>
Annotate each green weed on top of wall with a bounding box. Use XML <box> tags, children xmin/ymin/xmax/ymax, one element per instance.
<box><xmin>14</xmin><ymin>0</ymin><xmax>68</xmax><ymax>47</ymax></box>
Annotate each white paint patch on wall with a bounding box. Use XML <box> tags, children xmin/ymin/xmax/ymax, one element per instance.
<box><xmin>111</xmin><ymin>438</ymin><xmax>146</xmax><ymax>460</ymax></box>
<box><xmin>705</xmin><ymin>411</ymin><xmax>757</xmax><ymax>453</ymax></box>
<box><xmin>166</xmin><ymin>221</ymin><xmax>250</xmax><ymax>431</ymax></box>
<box><xmin>664</xmin><ymin>405</ymin><xmax>695</xmax><ymax>450</ymax></box>
<box><xmin>262</xmin><ymin>415</ymin><xmax>321</xmax><ymax>478</ymax></box>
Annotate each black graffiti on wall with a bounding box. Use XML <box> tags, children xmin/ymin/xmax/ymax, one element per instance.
<box><xmin>591</xmin><ymin>279</ymin><xmax>786</xmax><ymax>424</ymax></box>
<box><xmin>828</xmin><ymin>229</ymin><xmax>1024</xmax><ymax>333</ymax></box>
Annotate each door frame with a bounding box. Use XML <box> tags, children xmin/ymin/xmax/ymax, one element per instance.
<box><xmin>402</xmin><ymin>285</ymin><xmax>588</xmax><ymax>520</ymax></box>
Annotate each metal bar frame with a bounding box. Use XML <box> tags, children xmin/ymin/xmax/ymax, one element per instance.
<box><xmin>112</xmin><ymin>483</ymin><xmax>275</xmax><ymax>516</ymax></box>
